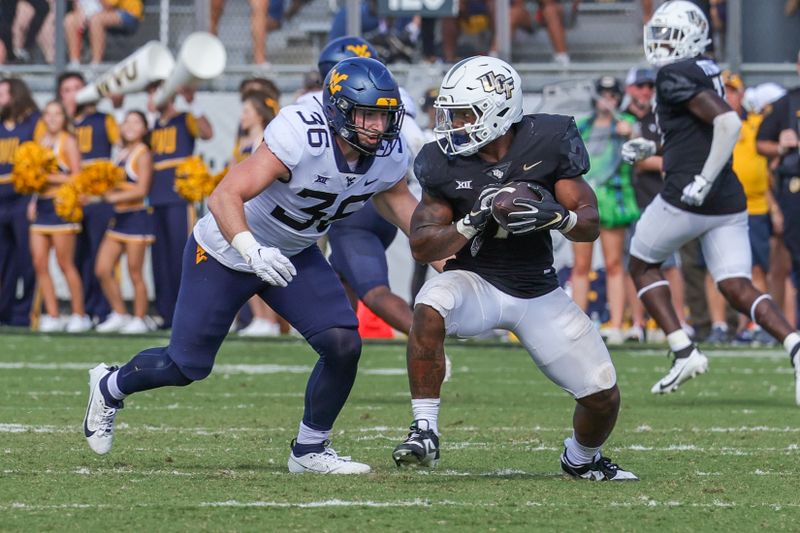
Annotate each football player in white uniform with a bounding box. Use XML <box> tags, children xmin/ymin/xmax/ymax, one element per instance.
<box><xmin>624</xmin><ymin>0</ymin><xmax>800</xmax><ymax>397</ymax></box>
<box><xmin>391</xmin><ymin>56</ymin><xmax>638</xmax><ymax>481</ymax></box>
<box><xmin>82</xmin><ymin>57</ymin><xmax>420</xmax><ymax>473</ymax></box>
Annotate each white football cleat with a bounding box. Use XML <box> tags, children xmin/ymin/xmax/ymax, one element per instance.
<box><xmin>651</xmin><ymin>348</ymin><xmax>709</xmax><ymax>394</ymax></box>
<box><xmin>237</xmin><ymin>318</ymin><xmax>280</xmax><ymax>337</ymax></box>
<box><xmin>83</xmin><ymin>364</ymin><xmax>122</xmax><ymax>455</ymax></box>
<box><xmin>96</xmin><ymin>312</ymin><xmax>132</xmax><ymax>333</ymax></box>
<box><xmin>288</xmin><ymin>441</ymin><xmax>371</xmax><ymax>474</ymax></box>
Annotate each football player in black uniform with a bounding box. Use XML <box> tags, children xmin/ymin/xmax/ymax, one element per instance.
<box><xmin>624</xmin><ymin>1</ymin><xmax>800</xmax><ymax>398</ymax></box>
<box><xmin>391</xmin><ymin>56</ymin><xmax>637</xmax><ymax>481</ymax></box>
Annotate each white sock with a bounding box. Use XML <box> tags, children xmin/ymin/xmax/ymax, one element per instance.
<box><xmin>106</xmin><ymin>370</ymin><xmax>127</xmax><ymax>401</ymax></box>
<box><xmin>712</xmin><ymin>322</ymin><xmax>728</xmax><ymax>331</ymax></box>
<box><xmin>564</xmin><ymin>434</ymin><xmax>601</xmax><ymax>465</ymax></box>
<box><xmin>295</xmin><ymin>422</ymin><xmax>331</xmax><ymax>445</ymax></box>
<box><xmin>667</xmin><ymin>330</ymin><xmax>693</xmax><ymax>353</ymax></box>
<box><xmin>784</xmin><ymin>332</ymin><xmax>800</xmax><ymax>358</ymax></box>
<box><xmin>411</xmin><ymin>398</ymin><xmax>440</xmax><ymax>435</ymax></box>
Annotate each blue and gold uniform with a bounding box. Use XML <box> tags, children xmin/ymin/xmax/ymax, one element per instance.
<box><xmin>107</xmin><ymin>144</ymin><xmax>154</xmax><ymax>243</ymax></box>
<box><xmin>0</xmin><ymin>111</ymin><xmax>42</xmax><ymax>325</ymax></box>
<box><xmin>31</xmin><ymin>132</ymin><xmax>81</xmax><ymax>234</ymax></box>
<box><xmin>75</xmin><ymin>111</ymin><xmax>119</xmax><ymax>321</ymax></box>
<box><xmin>149</xmin><ymin>111</ymin><xmax>199</xmax><ymax>327</ymax></box>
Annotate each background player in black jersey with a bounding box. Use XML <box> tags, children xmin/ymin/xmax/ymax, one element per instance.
<box><xmin>391</xmin><ymin>56</ymin><xmax>637</xmax><ymax>481</ymax></box>
<box><xmin>624</xmin><ymin>1</ymin><xmax>800</xmax><ymax>399</ymax></box>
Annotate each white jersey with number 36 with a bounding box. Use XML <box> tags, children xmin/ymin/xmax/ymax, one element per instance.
<box><xmin>194</xmin><ymin>101</ymin><xmax>408</xmax><ymax>272</ymax></box>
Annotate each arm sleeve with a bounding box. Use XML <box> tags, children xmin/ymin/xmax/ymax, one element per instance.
<box><xmin>263</xmin><ymin>111</ymin><xmax>305</xmax><ymax>171</ymax></box>
<box><xmin>556</xmin><ymin>118</ymin><xmax>590</xmax><ymax>178</ymax></box>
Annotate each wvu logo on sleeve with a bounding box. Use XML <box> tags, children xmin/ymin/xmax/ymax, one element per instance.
<box><xmin>345</xmin><ymin>44</ymin><xmax>372</xmax><ymax>58</ymax></box>
<box><xmin>329</xmin><ymin>69</ymin><xmax>349</xmax><ymax>96</ymax></box>
<box><xmin>196</xmin><ymin>245</ymin><xmax>208</xmax><ymax>264</ymax></box>
<box><xmin>478</xmin><ymin>71</ymin><xmax>514</xmax><ymax>100</ymax></box>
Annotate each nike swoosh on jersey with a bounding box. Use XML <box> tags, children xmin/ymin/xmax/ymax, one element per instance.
<box><xmin>364</xmin><ymin>178</ymin><xmax>378</xmax><ymax>186</ymax></box>
<box><xmin>523</xmin><ymin>161</ymin><xmax>543</xmax><ymax>171</ymax></box>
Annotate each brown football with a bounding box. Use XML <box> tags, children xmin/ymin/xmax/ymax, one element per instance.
<box><xmin>491</xmin><ymin>181</ymin><xmax>541</xmax><ymax>232</ymax></box>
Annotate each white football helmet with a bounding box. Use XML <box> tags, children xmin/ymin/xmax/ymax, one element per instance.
<box><xmin>433</xmin><ymin>56</ymin><xmax>524</xmax><ymax>156</ymax></box>
<box><xmin>644</xmin><ymin>0</ymin><xmax>712</xmax><ymax>67</ymax></box>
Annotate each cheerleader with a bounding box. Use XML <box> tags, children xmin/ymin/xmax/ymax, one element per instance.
<box><xmin>94</xmin><ymin>111</ymin><xmax>154</xmax><ymax>334</ymax></box>
<box><xmin>29</xmin><ymin>100</ymin><xmax>90</xmax><ymax>332</ymax></box>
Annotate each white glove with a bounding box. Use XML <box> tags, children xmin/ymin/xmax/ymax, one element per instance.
<box><xmin>232</xmin><ymin>232</ymin><xmax>296</xmax><ymax>287</ymax></box>
<box><xmin>621</xmin><ymin>137</ymin><xmax>657</xmax><ymax>164</ymax></box>
<box><xmin>681</xmin><ymin>174</ymin><xmax>712</xmax><ymax>207</ymax></box>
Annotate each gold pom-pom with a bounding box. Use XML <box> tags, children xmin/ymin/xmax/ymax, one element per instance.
<box><xmin>11</xmin><ymin>141</ymin><xmax>57</xmax><ymax>194</ymax></box>
<box><xmin>75</xmin><ymin>161</ymin><xmax>124</xmax><ymax>196</ymax></box>
<box><xmin>54</xmin><ymin>183</ymin><xmax>83</xmax><ymax>223</ymax></box>
<box><xmin>175</xmin><ymin>156</ymin><xmax>212</xmax><ymax>203</ymax></box>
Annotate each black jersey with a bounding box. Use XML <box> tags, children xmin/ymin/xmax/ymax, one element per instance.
<box><xmin>655</xmin><ymin>56</ymin><xmax>746</xmax><ymax>215</ymax></box>
<box><xmin>627</xmin><ymin>107</ymin><xmax>664</xmax><ymax>210</ymax></box>
<box><xmin>415</xmin><ymin>114</ymin><xmax>590</xmax><ymax>298</ymax></box>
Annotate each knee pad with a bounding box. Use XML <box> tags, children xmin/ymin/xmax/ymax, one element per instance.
<box><xmin>307</xmin><ymin>327</ymin><xmax>362</xmax><ymax>367</ymax></box>
<box><xmin>414</xmin><ymin>276</ymin><xmax>461</xmax><ymax>319</ymax></box>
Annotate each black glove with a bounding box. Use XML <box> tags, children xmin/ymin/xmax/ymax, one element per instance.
<box><xmin>506</xmin><ymin>184</ymin><xmax>570</xmax><ymax>234</ymax></box>
<box><xmin>456</xmin><ymin>185</ymin><xmax>501</xmax><ymax>238</ymax></box>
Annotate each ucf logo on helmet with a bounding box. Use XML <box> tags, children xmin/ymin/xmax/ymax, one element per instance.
<box><xmin>478</xmin><ymin>71</ymin><xmax>514</xmax><ymax>100</ymax></box>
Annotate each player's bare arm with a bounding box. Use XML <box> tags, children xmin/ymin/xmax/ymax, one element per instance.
<box><xmin>371</xmin><ymin>178</ymin><xmax>417</xmax><ymax>237</ymax></box>
<box><xmin>554</xmin><ymin>176</ymin><xmax>600</xmax><ymax>242</ymax></box>
<box><xmin>408</xmin><ymin>192</ymin><xmax>469</xmax><ymax>263</ymax></box>
<box><xmin>207</xmin><ymin>143</ymin><xmax>289</xmax><ymax>243</ymax></box>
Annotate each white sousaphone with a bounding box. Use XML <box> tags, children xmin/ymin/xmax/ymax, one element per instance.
<box><xmin>153</xmin><ymin>32</ymin><xmax>227</xmax><ymax>107</ymax></box>
<box><xmin>75</xmin><ymin>41</ymin><xmax>175</xmax><ymax>104</ymax></box>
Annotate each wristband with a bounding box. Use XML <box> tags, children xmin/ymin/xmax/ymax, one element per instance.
<box><xmin>231</xmin><ymin>231</ymin><xmax>258</xmax><ymax>257</ymax></box>
<box><xmin>558</xmin><ymin>210</ymin><xmax>578</xmax><ymax>234</ymax></box>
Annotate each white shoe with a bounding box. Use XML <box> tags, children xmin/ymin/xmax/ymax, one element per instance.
<box><xmin>238</xmin><ymin>318</ymin><xmax>280</xmax><ymax>337</ymax></box>
<box><xmin>288</xmin><ymin>442</ymin><xmax>371</xmax><ymax>474</ymax></box>
<box><xmin>119</xmin><ymin>317</ymin><xmax>149</xmax><ymax>334</ymax></box>
<box><xmin>646</xmin><ymin>327</ymin><xmax>666</xmax><ymax>344</ymax></box>
<box><xmin>65</xmin><ymin>314</ymin><xmax>93</xmax><ymax>333</ymax></box>
<box><xmin>651</xmin><ymin>348</ymin><xmax>709</xmax><ymax>394</ymax></box>
<box><xmin>96</xmin><ymin>312</ymin><xmax>132</xmax><ymax>333</ymax></box>
<box><xmin>625</xmin><ymin>325</ymin><xmax>645</xmax><ymax>343</ymax></box>
<box><xmin>38</xmin><ymin>315</ymin><xmax>64</xmax><ymax>332</ymax></box>
<box><xmin>601</xmin><ymin>327</ymin><xmax>625</xmax><ymax>346</ymax></box>
<box><xmin>443</xmin><ymin>353</ymin><xmax>453</xmax><ymax>383</ymax></box>
<box><xmin>83</xmin><ymin>364</ymin><xmax>122</xmax><ymax>455</ymax></box>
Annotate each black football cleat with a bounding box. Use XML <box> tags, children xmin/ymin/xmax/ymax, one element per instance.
<box><xmin>392</xmin><ymin>419</ymin><xmax>440</xmax><ymax>467</ymax></box>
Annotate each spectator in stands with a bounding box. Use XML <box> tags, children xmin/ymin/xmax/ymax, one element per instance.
<box><xmin>64</xmin><ymin>0</ymin><xmax>142</xmax><ymax>67</ymax></box>
<box><xmin>622</xmin><ymin>66</ymin><xmax>689</xmax><ymax>343</ymax></box>
<box><xmin>210</xmin><ymin>0</ymin><xmax>282</xmax><ymax>67</ymax></box>
<box><xmin>757</xmin><ymin>49</ymin><xmax>800</xmax><ymax>328</ymax></box>
<box><xmin>572</xmin><ymin>76</ymin><xmax>638</xmax><ymax>345</ymax></box>
<box><xmin>0</xmin><ymin>0</ymin><xmax>50</xmax><ymax>63</ymax></box>
<box><xmin>30</xmin><ymin>100</ymin><xmax>91</xmax><ymax>333</ymax></box>
<box><xmin>420</xmin><ymin>1</ymin><xmax>491</xmax><ymax>63</ymax></box>
<box><xmin>532</xmin><ymin>0</ymin><xmax>575</xmax><ymax>65</ymax></box>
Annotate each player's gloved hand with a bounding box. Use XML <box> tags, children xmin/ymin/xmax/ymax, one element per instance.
<box><xmin>455</xmin><ymin>185</ymin><xmax>501</xmax><ymax>239</ymax></box>
<box><xmin>506</xmin><ymin>184</ymin><xmax>575</xmax><ymax>234</ymax></box>
<box><xmin>621</xmin><ymin>137</ymin><xmax>657</xmax><ymax>164</ymax></box>
<box><xmin>232</xmin><ymin>231</ymin><xmax>297</xmax><ymax>287</ymax></box>
<box><xmin>681</xmin><ymin>174</ymin><xmax>712</xmax><ymax>206</ymax></box>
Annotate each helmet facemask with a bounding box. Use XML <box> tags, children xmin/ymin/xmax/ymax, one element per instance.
<box><xmin>334</xmin><ymin>96</ymin><xmax>404</xmax><ymax>157</ymax></box>
<box><xmin>433</xmin><ymin>97</ymin><xmax>497</xmax><ymax>156</ymax></box>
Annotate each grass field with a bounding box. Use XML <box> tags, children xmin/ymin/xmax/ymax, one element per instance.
<box><xmin>2</xmin><ymin>331</ymin><xmax>800</xmax><ymax>532</ymax></box>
